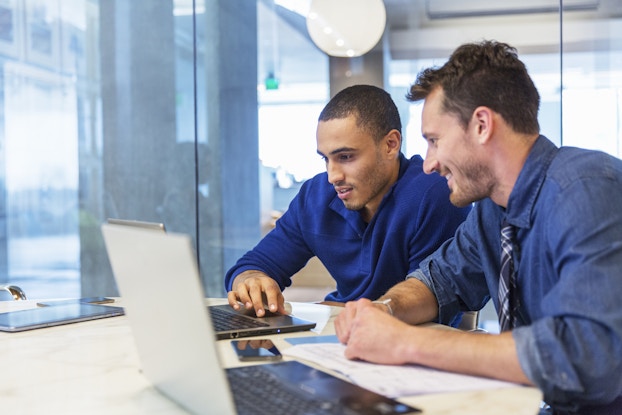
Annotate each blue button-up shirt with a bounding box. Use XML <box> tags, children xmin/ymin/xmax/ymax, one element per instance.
<box><xmin>411</xmin><ymin>136</ymin><xmax>622</xmax><ymax>412</ymax></box>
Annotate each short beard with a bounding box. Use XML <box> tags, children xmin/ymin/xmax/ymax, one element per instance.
<box><xmin>450</xmin><ymin>162</ymin><xmax>494</xmax><ymax>207</ymax></box>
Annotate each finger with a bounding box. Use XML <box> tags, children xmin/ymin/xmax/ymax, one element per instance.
<box><xmin>334</xmin><ymin>317</ymin><xmax>349</xmax><ymax>344</ymax></box>
<box><xmin>342</xmin><ymin>325</ymin><xmax>365</xmax><ymax>360</ymax></box>
<box><xmin>248</xmin><ymin>339</ymin><xmax>262</xmax><ymax>349</ymax></box>
<box><xmin>343</xmin><ymin>342</ymin><xmax>359</xmax><ymax>360</ymax></box>
<box><xmin>236</xmin><ymin>340</ymin><xmax>250</xmax><ymax>350</ymax></box>
<box><xmin>264</xmin><ymin>286</ymin><xmax>285</xmax><ymax>314</ymax></box>
<box><xmin>235</xmin><ymin>283</ymin><xmax>253</xmax><ymax>309</ymax></box>
<box><xmin>247</xmin><ymin>282</ymin><xmax>268</xmax><ymax>317</ymax></box>
<box><xmin>334</xmin><ymin>303</ymin><xmax>356</xmax><ymax>344</ymax></box>
<box><xmin>227</xmin><ymin>291</ymin><xmax>241</xmax><ymax>309</ymax></box>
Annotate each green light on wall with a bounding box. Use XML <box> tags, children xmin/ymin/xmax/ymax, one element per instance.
<box><xmin>265</xmin><ymin>72</ymin><xmax>279</xmax><ymax>90</ymax></box>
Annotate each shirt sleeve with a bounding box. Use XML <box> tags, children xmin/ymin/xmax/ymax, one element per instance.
<box><xmin>512</xmin><ymin>174</ymin><xmax>622</xmax><ymax>409</ymax></box>
<box><xmin>406</xmin><ymin>178</ymin><xmax>471</xmax><ymax>276</ymax></box>
<box><xmin>224</xmin><ymin>192</ymin><xmax>314</xmax><ymax>292</ymax></box>
<box><xmin>407</xmin><ymin>207</ymin><xmax>492</xmax><ymax>325</ymax></box>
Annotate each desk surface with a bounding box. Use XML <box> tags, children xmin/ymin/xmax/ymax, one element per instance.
<box><xmin>0</xmin><ymin>298</ymin><xmax>542</xmax><ymax>414</ymax></box>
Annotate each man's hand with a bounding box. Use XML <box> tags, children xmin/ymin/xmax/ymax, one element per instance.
<box><xmin>334</xmin><ymin>298</ymin><xmax>393</xmax><ymax>344</ymax></box>
<box><xmin>335</xmin><ymin>298</ymin><xmax>415</xmax><ymax>365</ymax></box>
<box><xmin>335</xmin><ymin>298</ymin><xmax>532</xmax><ymax>385</ymax></box>
<box><xmin>227</xmin><ymin>270</ymin><xmax>287</xmax><ymax>317</ymax></box>
<box><xmin>233</xmin><ymin>338</ymin><xmax>277</xmax><ymax>351</ymax></box>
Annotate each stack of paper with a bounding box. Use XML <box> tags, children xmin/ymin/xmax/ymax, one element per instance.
<box><xmin>283</xmin><ymin>342</ymin><xmax>519</xmax><ymax>398</ymax></box>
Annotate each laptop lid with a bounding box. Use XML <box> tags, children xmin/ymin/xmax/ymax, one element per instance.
<box><xmin>101</xmin><ymin>223</ymin><xmax>236</xmax><ymax>414</ymax></box>
<box><xmin>101</xmin><ymin>223</ymin><xmax>420</xmax><ymax>415</ymax></box>
<box><xmin>105</xmin><ymin>219</ymin><xmax>315</xmax><ymax>339</ymax></box>
<box><xmin>107</xmin><ymin>218</ymin><xmax>166</xmax><ymax>232</ymax></box>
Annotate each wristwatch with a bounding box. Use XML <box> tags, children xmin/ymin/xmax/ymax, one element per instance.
<box><xmin>372</xmin><ymin>298</ymin><xmax>394</xmax><ymax>316</ymax></box>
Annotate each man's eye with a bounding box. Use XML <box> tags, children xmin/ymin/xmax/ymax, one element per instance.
<box><xmin>339</xmin><ymin>154</ymin><xmax>353</xmax><ymax>161</ymax></box>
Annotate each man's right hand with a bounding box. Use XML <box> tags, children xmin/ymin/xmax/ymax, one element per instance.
<box><xmin>227</xmin><ymin>270</ymin><xmax>286</xmax><ymax>317</ymax></box>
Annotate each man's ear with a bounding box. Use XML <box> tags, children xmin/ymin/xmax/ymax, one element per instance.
<box><xmin>472</xmin><ymin>106</ymin><xmax>493</xmax><ymax>144</ymax></box>
<box><xmin>384</xmin><ymin>129</ymin><xmax>402</xmax><ymax>156</ymax></box>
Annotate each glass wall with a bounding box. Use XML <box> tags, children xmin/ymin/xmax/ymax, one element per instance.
<box><xmin>0</xmin><ymin>0</ymin><xmax>620</xmax><ymax>301</ymax></box>
<box><xmin>0</xmin><ymin>0</ymin><xmax>262</xmax><ymax>299</ymax></box>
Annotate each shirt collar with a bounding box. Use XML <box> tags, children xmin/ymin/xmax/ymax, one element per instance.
<box><xmin>505</xmin><ymin>135</ymin><xmax>558</xmax><ymax>229</ymax></box>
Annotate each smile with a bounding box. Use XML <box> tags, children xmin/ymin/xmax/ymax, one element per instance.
<box><xmin>335</xmin><ymin>187</ymin><xmax>352</xmax><ymax>199</ymax></box>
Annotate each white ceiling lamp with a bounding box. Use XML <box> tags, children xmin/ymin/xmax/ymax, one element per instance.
<box><xmin>306</xmin><ymin>0</ymin><xmax>386</xmax><ymax>58</ymax></box>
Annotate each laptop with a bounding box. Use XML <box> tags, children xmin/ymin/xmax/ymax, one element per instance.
<box><xmin>104</xmin><ymin>219</ymin><xmax>315</xmax><ymax>339</ymax></box>
<box><xmin>101</xmin><ymin>223</ymin><xmax>420</xmax><ymax>415</ymax></box>
<box><xmin>107</xmin><ymin>218</ymin><xmax>166</xmax><ymax>232</ymax></box>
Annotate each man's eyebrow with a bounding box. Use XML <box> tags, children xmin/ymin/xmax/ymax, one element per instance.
<box><xmin>329</xmin><ymin>147</ymin><xmax>356</xmax><ymax>155</ymax></box>
<box><xmin>422</xmin><ymin>133</ymin><xmax>436</xmax><ymax>142</ymax></box>
<box><xmin>317</xmin><ymin>147</ymin><xmax>357</xmax><ymax>158</ymax></box>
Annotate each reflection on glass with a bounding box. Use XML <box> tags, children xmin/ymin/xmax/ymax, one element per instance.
<box><xmin>0</xmin><ymin>0</ymin><xmax>618</xmax><ymax>302</ymax></box>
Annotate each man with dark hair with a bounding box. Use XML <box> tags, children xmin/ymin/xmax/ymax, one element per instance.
<box><xmin>335</xmin><ymin>41</ymin><xmax>622</xmax><ymax>414</ymax></box>
<box><xmin>226</xmin><ymin>84</ymin><xmax>470</xmax><ymax>317</ymax></box>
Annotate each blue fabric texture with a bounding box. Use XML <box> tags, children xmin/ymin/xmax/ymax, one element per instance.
<box><xmin>225</xmin><ymin>153</ymin><xmax>471</xmax><ymax>303</ymax></box>
<box><xmin>411</xmin><ymin>136</ymin><xmax>622</xmax><ymax>412</ymax></box>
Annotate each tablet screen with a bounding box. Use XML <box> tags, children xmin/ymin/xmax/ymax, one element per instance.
<box><xmin>0</xmin><ymin>304</ymin><xmax>124</xmax><ymax>332</ymax></box>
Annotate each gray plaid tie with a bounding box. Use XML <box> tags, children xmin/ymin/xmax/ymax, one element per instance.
<box><xmin>498</xmin><ymin>221</ymin><xmax>517</xmax><ymax>332</ymax></box>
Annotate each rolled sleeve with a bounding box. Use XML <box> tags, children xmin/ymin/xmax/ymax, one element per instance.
<box><xmin>407</xmin><ymin>261</ymin><xmax>462</xmax><ymax>326</ymax></box>
<box><xmin>514</xmin><ymin>318</ymin><xmax>622</xmax><ymax>410</ymax></box>
<box><xmin>514</xmin><ymin>323</ymin><xmax>583</xmax><ymax>402</ymax></box>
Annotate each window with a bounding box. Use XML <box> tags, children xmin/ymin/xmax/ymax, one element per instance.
<box><xmin>0</xmin><ymin>0</ymin><xmax>619</xmax><ymax>301</ymax></box>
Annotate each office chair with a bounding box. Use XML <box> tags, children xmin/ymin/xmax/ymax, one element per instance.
<box><xmin>0</xmin><ymin>285</ymin><xmax>27</xmax><ymax>301</ymax></box>
<box><xmin>457</xmin><ymin>310</ymin><xmax>480</xmax><ymax>331</ymax></box>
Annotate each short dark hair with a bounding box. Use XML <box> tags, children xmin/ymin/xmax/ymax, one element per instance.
<box><xmin>407</xmin><ymin>40</ymin><xmax>540</xmax><ymax>135</ymax></box>
<box><xmin>319</xmin><ymin>84</ymin><xmax>402</xmax><ymax>142</ymax></box>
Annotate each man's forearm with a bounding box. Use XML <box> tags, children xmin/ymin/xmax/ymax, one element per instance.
<box><xmin>406</xmin><ymin>326</ymin><xmax>532</xmax><ymax>385</ymax></box>
<box><xmin>377</xmin><ymin>278</ymin><xmax>439</xmax><ymax>325</ymax></box>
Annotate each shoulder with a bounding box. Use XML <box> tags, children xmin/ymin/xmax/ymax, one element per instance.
<box><xmin>549</xmin><ymin>147</ymin><xmax>622</xmax><ymax>188</ymax></box>
<box><xmin>399</xmin><ymin>155</ymin><xmax>445</xmax><ymax>185</ymax></box>
<box><xmin>298</xmin><ymin>171</ymin><xmax>332</xmax><ymax>193</ymax></box>
<box><xmin>291</xmin><ymin>172</ymin><xmax>336</xmax><ymax>209</ymax></box>
<box><xmin>395</xmin><ymin>155</ymin><xmax>450</xmax><ymax>197</ymax></box>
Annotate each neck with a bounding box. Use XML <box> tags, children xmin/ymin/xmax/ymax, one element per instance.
<box><xmin>490</xmin><ymin>133</ymin><xmax>539</xmax><ymax>208</ymax></box>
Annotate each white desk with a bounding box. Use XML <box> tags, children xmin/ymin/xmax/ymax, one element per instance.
<box><xmin>0</xmin><ymin>299</ymin><xmax>542</xmax><ymax>414</ymax></box>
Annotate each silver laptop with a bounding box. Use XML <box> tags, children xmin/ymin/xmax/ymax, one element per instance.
<box><xmin>101</xmin><ymin>223</ymin><xmax>420</xmax><ymax>415</ymax></box>
<box><xmin>105</xmin><ymin>219</ymin><xmax>316</xmax><ymax>339</ymax></box>
<box><xmin>107</xmin><ymin>218</ymin><xmax>166</xmax><ymax>232</ymax></box>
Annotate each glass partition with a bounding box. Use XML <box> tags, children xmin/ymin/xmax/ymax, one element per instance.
<box><xmin>0</xmin><ymin>0</ymin><xmax>619</xmax><ymax>301</ymax></box>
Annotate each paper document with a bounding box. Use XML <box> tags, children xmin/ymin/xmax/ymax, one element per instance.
<box><xmin>283</xmin><ymin>343</ymin><xmax>519</xmax><ymax>398</ymax></box>
<box><xmin>288</xmin><ymin>302</ymin><xmax>333</xmax><ymax>333</ymax></box>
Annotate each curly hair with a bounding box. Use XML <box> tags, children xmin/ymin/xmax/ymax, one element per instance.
<box><xmin>407</xmin><ymin>40</ymin><xmax>540</xmax><ymax>135</ymax></box>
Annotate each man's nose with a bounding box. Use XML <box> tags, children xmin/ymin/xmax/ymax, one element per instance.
<box><xmin>422</xmin><ymin>155</ymin><xmax>438</xmax><ymax>175</ymax></box>
<box><xmin>327</xmin><ymin>162</ymin><xmax>344</xmax><ymax>184</ymax></box>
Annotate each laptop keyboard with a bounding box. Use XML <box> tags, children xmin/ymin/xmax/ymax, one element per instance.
<box><xmin>227</xmin><ymin>364</ymin><xmax>351</xmax><ymax>415</ymax></box>
<box><xmin>209</xmin><ymin>306</ymin><xmax>269</xmax><ymax>332</ymax></box>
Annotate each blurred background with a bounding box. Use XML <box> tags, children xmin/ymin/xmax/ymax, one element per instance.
<box><xmin>0</xmin><ymin>0</ymin><xmax>619</xmax><ymax>322</ymax></box>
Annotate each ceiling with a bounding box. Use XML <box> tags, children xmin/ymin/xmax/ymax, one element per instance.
<box><xmin>258</xmin><ymin>0</ymin><xmax>622</xmax><ymax>85</ymax></box>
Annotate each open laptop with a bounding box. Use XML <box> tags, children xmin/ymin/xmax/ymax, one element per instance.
<box><xmin>107</xmin><ymin>218</ymin><xmax>166</xmax><ymax>232</ymax></box>
<box><xmin>104</xmin><ymin>219</ymin><xmax>315</xmax><ymax>339</ymax></box>
<box><xmin>101</xmin><ymin>223</ymin><xmax>420</xmax><ymax>415</ymax></box>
